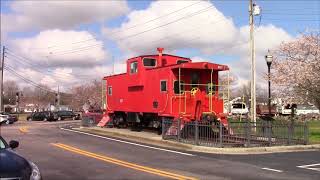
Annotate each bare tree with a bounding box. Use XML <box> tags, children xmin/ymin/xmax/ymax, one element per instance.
<box><xmin>272</xmin><ymin>31</ymin><xmax>320</xmax><ymax>108</ymax></box>
<box><xmin>69</xmin><ymin>80</ymin><xmax>102</xmax><ymax>111</ymax></box>
<box><xmin>3</xmin><ymin>80</ymin><xmax>19</xmax><ymax>105</ymax></box>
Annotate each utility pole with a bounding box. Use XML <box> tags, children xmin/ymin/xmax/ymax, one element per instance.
<box><xmin>57</xmin><ymin>85</ymin><xmax>60</xmax><ymax>107</ymax></box>
<box><xmin>0</xmin><ymin>46</ymin><xmax>5</xmax><ymax>112</ymax></box>
<box><xmin>249</xmin><ymin>0</ymin><xmax>256</xmax><ymax>124</ymax></box>
<box><xmin>112</xmin><ymin>55</ymin><xmax>115</xmax><ymax>75</ymax></box>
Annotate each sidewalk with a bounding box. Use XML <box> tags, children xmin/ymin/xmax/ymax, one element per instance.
<box><xmin>74</xmin><ymin>126</ymin><xmax>320</xmax><ymax>154</ymax></box>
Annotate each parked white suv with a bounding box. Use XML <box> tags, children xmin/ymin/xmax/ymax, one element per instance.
<box><xmin>231</xmin><ymin>103</ymin><xmax>249</xmax><ymax>115</ymax></box>
<box><xmin>296</xmin><ymin>105</ymin><xmax>320</xmax><ymax>115</ymax></box>
<box><xmin>0</xmin><ymin>114</ymin><xmax>9</xmax><ymax>124</ymax></box>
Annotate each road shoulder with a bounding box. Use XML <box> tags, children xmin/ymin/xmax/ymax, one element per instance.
<box><xmin>70</xmin><ymin>126</ymin><xmax>320</xmax><ymax>155</ymax></box>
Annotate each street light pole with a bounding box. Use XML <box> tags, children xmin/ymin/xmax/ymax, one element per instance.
<box><xmin>265</xmin><ymin>50</ymin><xmax>273</xmax><ymax>118</ymax></box>
<box><xmin>267</xmin><ymin>62</ymin><xmax>271</xmax><ymax>116</ymax></box>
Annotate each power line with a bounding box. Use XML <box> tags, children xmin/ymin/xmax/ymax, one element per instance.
<box><xmin>113</xmin><ymin>5</ymin><xmax>214</xmax><ymax>41</ymax></box>
<box><xmin>28</xmin><ymin>37</ymin><xmax>97</xmax><ymax>51</ymax></box>
<box><xmin>263</xmin><ymin>12</ymin><xmax>320</xmax><ymax>16</ymax></box>
<box><xmin>4</xmin><ymin>65</ymin><xmax>57</xmax><ymax>94</ymax></box>
<box><xmin>24</xmin><ymin>5</ymin><xmax>214</xmax><ymax>58</ymax></box>
<box><xmin>44</xmin><ymin>4</ymin><xmax>214</xmax><ymax>57</ymax></box>
<box><xmin>5</xmin><ymin>51</ymin><xmax>93</xmax><ymax>79</ymax></box>
<box><xmin>48</xmin><ymin>43</ymin><xmax>103</xmax><ymax>56</ymax></box>
<box><xmin>27</xmin><ymin>1</ymin><xmax>204</xmax><ymax>52</ymax></box>
<box><xmin>126</xmin><ymin>14</ymin><xmax>233</xmax><ymax>52</ymax></box>
<box><xmin>5</xmin><ymin>56</ymin><xmax>77</xmax><ymax>81</ymax></box>
<box><xmin>263</xmin><ymin>18</ymin><xmax>319</xmax><ymax>22</ymax></box>
<box><xmin>108</xmin><ymin>1</ymin><xmax>204</xmax><ymax>36</ymax></box>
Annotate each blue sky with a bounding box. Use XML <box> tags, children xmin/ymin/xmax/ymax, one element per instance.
<box><xmin>2</xmin><ymin>1</ymin><xmax>319</xmax><ymax>36</ymax></box>
<box><xmin>0</xmin><ymin>0</ymin><xmax>319</xmax><ymax>88</ymax></box>
<box><xmin>107</xmin><ymin>0</ymin><xmax>317</xmax><ymax>61</ymax></box>
<box><xmin>2</xmin><ymin>0</ymin><xmax>319</xmax><ymax>57</ymax></box>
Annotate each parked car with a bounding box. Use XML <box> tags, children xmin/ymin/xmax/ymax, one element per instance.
<box><xmin>0</xmin><ymin>113</ymin><xmax>18</xmax><ymax>125</ymax></box>
<box><xmin>53</xmin><ymin>111</ymin><xmax>80</xmax><ymax>121</ymax></box>
<box><xmin>256</xmin><ymin>105</ymin><xmax>277</xmax><ymax>116</ymax></box>
<box><xmin>0</xmin><ymin>135</ymin><xmax>42</xmax><ymax>180</ymax></box>
<box><xmin>0</xmin><ymin>114</ymin><xmax>9</xmax><ymax>124</ymax></box>
<box><xmin>231</xmin><ymin>102</ymin><xmax>249</xmax><ymax>115</ymax></box>
<box><xmin>26</xmin><ymin>111</ymin><xmax>55</xmax><ymax>121</ymax></box>
<box><xmin>3</xmin><ymin>113</ymin><xmax>18</xmax><ymax>124</ymax></box>
<box><xmin>296</xmin><ymin>105</ymin><xmax>320</xmax><ymax>115</ymax></box>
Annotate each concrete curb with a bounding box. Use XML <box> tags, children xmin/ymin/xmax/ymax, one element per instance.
<box><xmin>75</xmin><ymin>127</ymin><xmax>320</xmax><ymax>155</ymax></box>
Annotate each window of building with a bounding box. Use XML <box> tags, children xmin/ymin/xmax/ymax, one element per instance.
<box><xmin>143</xmin><ymin>58</ymin><xmax>156</xmax><ymax>67</ymax></box>
<box><xmin>177</xmin><ymin>60</ymin><xmax>189</xmax><ymax>64</ymax></box>
<box><xmin>130</xmin><ymin>61</ymin><xmax>138</xmax><ymax>74</ymax></box>
<box><xmin>174</xmin><ymin>81</ymin><xmax>184</xmax><ymax>94</ymax></box>
<box><xmin>108</xmin><ymin>86</ymin><xmax>112</xmax><ymax>95</ymax></box>
<box><xmin>160</xmin><ymin>80</ymin><xmax>167</xmax><ymax>92</ymax></box>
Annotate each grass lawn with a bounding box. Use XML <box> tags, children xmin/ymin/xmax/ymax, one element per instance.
<box><xmin>308</xmin><ymin>120</ymin><xmax>320</xmax><ymax>144</ymax></box>
<box><xmin>228</xmin><ymin>117</ymin><xmax>320</xmax><ymax>144</ymax></box>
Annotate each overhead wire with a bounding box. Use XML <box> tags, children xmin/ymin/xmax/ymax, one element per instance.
<box><xmin>113</xmin><ymin>5</ymin><xmax>215</xmax><ymax>41</ymax></box>
<box><xmin>27</xmin><ymin>1</ymin><xmax>204</xmax><ymax>52</ymax></box>
<box><xmin>47</xmin><ymin>43</ymin><xmax>103</xmax><ymax>56</ymax></box>
<box><xmin>125</xmin><ymin>14</ymin><xmax>235</xmax><ymax>52</ymax></box>
<box><xmin>262</xmin><ymin>18</ymin><xmax>319</xmax><ymax>22</ymax></box>
<box><xmin>4</xmin><ymin>56</ymin><xmax>86</xmax><ymax>82</ymax></box>
<box><xmin>107</xmin><ymin>1</ymin><xmax>204</xmax><ymax>36</ymax></box>
<box><xmin>4</xmin><ymin>65</ymin><xmax>57</xmax><ymax>94</ymax></box>
<box><xmin>25</xmin><ymin>4</ymin><xmax>214</xmax><ymax>58</ymax></box>
<box><xmin>4</xmin><ymin>64</ymin><xmax>87</xmax><ymax>94</ymax></box>
<box><xmin>5</xmin><ymin>50</ymin><xmax>94</xmax><ymax>79</ymax></box>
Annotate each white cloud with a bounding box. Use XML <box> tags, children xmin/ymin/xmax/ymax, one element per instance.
<box><xmin>103</xmin><ymin>1</ymin><xmax>238</xmax><ymax>56</ymax></box>
<box><xmin>104</xmin><ymin>1</ymin><xmax>292</xmax><ymax>87</ymax></box>
<box><xmin>2</xmin><ymin>1</ymin><xmax>130</xmax><ymax>32</ymax></box>
<box><xmin>2</xmin><ymin>0</ymin><xmax>295</xmax><ymax>91</ymax></box>
<box><xmin>4</xmin><ymin>29</ymin><xmax>112</xmax><ymax>90</ymax></box>
<box><xmin>9</xmin><ymin>29</ymin><xmax>108</xmax><ymax>68</ymax></box>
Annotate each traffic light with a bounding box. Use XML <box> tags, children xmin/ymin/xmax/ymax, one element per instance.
<box><xmin>54</xmin><ymin>93</ymin><xmax>60</xmax><ymax>105</ymax></box>
<box><xmin>15</xmin><ymin>92</ymin><xmax>20</xmax><ymax>103</ymax></box>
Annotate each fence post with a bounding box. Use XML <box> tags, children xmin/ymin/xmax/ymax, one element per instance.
<box><xmin>304</xmin><ymin>120</ymin><xmax>309</xmax><ymax>145</ymax></box>
<box><xmin>162</xmin><ymin>118</ymin><xmax>165</xmax><ymax>140</ymax></box>
<box><xmin>177</xmin><ymin>119</ymin><xmax>181</xmax><ymax>142</ymax></box>
<box><xmin>195</xmin><ymin>121</ymin><xmax>199</xmax><ymax>145</ymax></box>
<box><xmin>287</xmin><ymin>122</ymin><xmax>292</xmax><ymax>145</ymax></box>
<box><xmin>268</xmin><ymin>120</ymin><xmax>272</xmax><ymax>146</ymax></box>
<box><xmin>219</xmin><ymin>122</ymin><xmax>223</xmax><ymax>148</ymax></box>
<box><xmin>246</xmin><ymin>120</ymin><xmax>251</xmax><ymax>147</ymax></box>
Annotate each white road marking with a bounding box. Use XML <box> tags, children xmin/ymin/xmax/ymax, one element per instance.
<box><xmin>297</xmin><ymin>163</ymin><xmax>320</xmax><ymax>172</ymax></box>
<box><xmin>60</xmin><ymin>127</ymin><xmax>195</xmax><ymax>157</ymax></box>
<box><xmin>261</xmin><ymin>168</ymin><xmax>283</xmax><ymax>173</ymax></box>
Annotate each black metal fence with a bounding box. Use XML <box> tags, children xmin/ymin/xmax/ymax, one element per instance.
<box><xmin>162</xmin><ymin>119</ymin><xmax>308</xmax><ymax>147</ymax></box>
<box><xmin>81</xmin><ymin>115</ymin><xmax>98</xmax><ymax>127</ymax></box>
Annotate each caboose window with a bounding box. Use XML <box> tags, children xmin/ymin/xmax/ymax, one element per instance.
<box><xmin>160</xmin><ymin>80</ymin><xmax>167</xmax><ymax>92</ymax></box>
<box><xmin>130</xmin><ymin>61</ymin><xmax>138</xmax><ymax>74</ymax></box>
<box><xmin>191</xmin><ymin>72</ymin><xmax>199</xmax><ymax>88</ymax></box>
<box><xmin>177</xmin><ymin>60</ymin><xmax>189</xmax><ymax>64</ymax></box>
<box><xmin>108</xmin><ymin>86</ymin><xmax>112</xmax><ymax>95</ymax></box>
<box><xmin>174</xmin><ymin>81</ymin><xmax>184</xmax><ymax>94</ymax></box>
<box><xmin>143</xmin><ymin>58</ymin><xmax>156</xmax><ymax>67</ymax></box>
<box><xmin>206</xmin><ymin>83</ymin><xmax>216</xmax><ymax>95</ymax></box>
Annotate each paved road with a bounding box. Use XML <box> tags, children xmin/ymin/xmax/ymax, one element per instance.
<box><xmin>0</xmin><ymin>121</ymin><xmax>319</xmax><ymax>180</ymax></box>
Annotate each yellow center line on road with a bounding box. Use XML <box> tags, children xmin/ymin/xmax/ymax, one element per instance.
<box><xmin>19</xmin><ymin>126</ymin><xmax>29</xmax><ymax>133</ymax></box>
<box><xmin>51</xmin><ymin>143</ymin><xmax>198</xmax><ymax>180</ymax></box>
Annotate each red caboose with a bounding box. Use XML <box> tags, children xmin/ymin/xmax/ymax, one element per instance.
<box><xmin>103</xmin><ymin>48</ymin><xmax>229</xmax><ymax>131</ymax></box>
